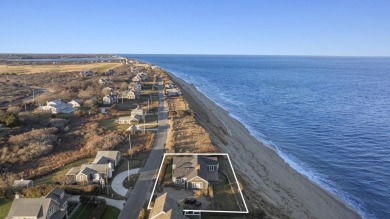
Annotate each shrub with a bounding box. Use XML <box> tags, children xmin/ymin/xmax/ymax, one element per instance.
<box><xmin>0</xmin><ymin>112</ymin><xmax>20</xmax><ymax>127</ymax></box>
<box><xmin>22</xmin><ymin>184</ymin><xmax>56</xmax><ymax>198</ymax></box>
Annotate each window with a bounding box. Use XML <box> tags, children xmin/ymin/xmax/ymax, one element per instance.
<box><xmin>175</xmin><ymin>179</ymin><xmax>181</xmax><ymax>184</ymax></box>
<box><xmin>192</xmin><ymin>182</ymin><xmax>202</xmax><ymax>188</ymax></box>
<box><xmin>208</xmin><ymin>165</ymin><xmax>216</xmax><ymax>171</ymax></box>
<box><xmin>181</xmin><ymin>178</ymin><xmax>186</xmax><ymax>184</ymax></box>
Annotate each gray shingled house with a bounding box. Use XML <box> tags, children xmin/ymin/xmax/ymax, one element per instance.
<box><xmin>172</xmin><ymin>156</ymin><xmax>219</xmax><ymax>190</ymax></box>
<box><xmin>6</xmin><ymin>188</ymin><xmax>70</xmax><ymax>219</ymax></box>
<box><xmin>149</xmin><ymin>193</ymin><xmax>188</xmax><ymax>219</ymax></box>
<box><xmin>66</xmin><ymin>151</ymin><xmax>120</xmax><ymax>184</ymax></box>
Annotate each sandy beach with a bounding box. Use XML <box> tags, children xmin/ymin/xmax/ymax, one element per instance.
<box><xmin>167</xmin><ymin>72</ymin><xmax>361</xmax><ymax>219</ymax></box>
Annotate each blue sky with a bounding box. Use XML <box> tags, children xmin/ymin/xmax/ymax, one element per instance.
<box><xmin>1</xmin><ymin>0</ymin><xmax>389</xmax><ymax>56</ymax></box>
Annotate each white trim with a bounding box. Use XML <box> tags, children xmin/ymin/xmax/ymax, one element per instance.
<box><xmin>147</xmin><ymin>153</ymin><xmax>249</xmax><ymax>214</ymax></box>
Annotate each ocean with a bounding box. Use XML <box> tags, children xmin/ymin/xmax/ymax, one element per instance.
<box><xmin>122</xmin><ymin>54</ymin><xmax>390</xmax><ymax>219</ymax></box>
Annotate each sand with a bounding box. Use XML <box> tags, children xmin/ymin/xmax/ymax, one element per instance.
<box><xmin>167</xmin><ymin>72</ymin><xmax>361</xmax><ymax>219</ymax></box>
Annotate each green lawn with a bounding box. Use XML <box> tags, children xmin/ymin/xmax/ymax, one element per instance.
<box><xmin>212</xmin><ymin>173</ymin><xmax>240</xmax><ymax>211</ymax></box>
<box><xmin>0</xmin><ymin>199</ymin><xmax>13</xmax><ymax>219</ymax></box>
<box><xmin>101</xmin><ymin>206</ymin><xmax>120</xmax><ymax>219</ymax></box>
<box><xmin>99</xmin><ymin>118</ymin><xmax>129</xmax><ymax>131</ymax></box>
<box><xmin>35</xmin><ymin>157</ymin><xmax>94</xmax><ymax>185</ymax></box>
<box><xmin>123</xmin><ymin>174</ymin><xmax>140</xmax><ymax>189</ymax></box>
<box><xmin>114</xmin><ymin>100</ymin><xmax>137</xmax><ymax>111</ymax></box>
<box><xmin>70</xmin><ymin>205</ymin><xmax>95</xmax><ymax>219</ymax></box>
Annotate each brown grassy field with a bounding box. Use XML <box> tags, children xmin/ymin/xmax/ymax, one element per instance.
<box><xmin>0</xmin><ymin>62</ymin><xmax>123</xmax><ymax>74</ymax></box>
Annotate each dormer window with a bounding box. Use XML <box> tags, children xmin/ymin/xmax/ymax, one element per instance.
<box><xmin>208</xmin><ymin>165</ymin><xmax>217</xmax><ymax>171</ymax></box>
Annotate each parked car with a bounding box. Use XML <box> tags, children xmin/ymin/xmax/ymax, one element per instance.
<box><xmin>184</xmin><ymin>198</ymin><xmax>196</xmax><ymax>205</ymax></box>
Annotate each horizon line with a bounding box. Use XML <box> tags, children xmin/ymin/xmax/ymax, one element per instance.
<box><xmin>1</xmin><ymin>52</ymin><xmax>389</xmax><ymax>58</ymax></box>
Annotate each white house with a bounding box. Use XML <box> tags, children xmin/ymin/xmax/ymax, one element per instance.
<box><xmin>68</xmin><ymin>99</ymin><xmax>81</xmax><ymax>108</ymax></box>
<box><xmin>124</xmin><ymin>90</ymin><xmax>139</xmax><ymax>100</ymax></box>
<box><xmin>38</xmin><ymin>100</ymin><xmax>74</xmax><ymax>114</ymax></box>
<box><xmin>80</xmin><ymin>70</ymin><xmax>93</xmax><ymax>77</ymax></box>
<box><xmin>166</xmin><ymin>88</ymin><xmax>181</xmax><ymax>96</ymax></box>
<box><xmin>132</xmin><ymin>75</ymin><xmax>142</xmax><ymax>82</ymax></box>
<box><xmin>102</xmin><ymin>94</ymin><xmax>118</xmax><ymax>105</ymax></box>
<box><xmin>98</xmin><ymin>78</ymin><xmax>109</xmax><ymax>85</ymax></box>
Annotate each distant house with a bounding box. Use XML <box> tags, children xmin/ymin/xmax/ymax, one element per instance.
<box><xmin>13</xmin><ymin>179</ymin><xmax>33</xmax><ymax>188</ymax></box>
<box><xmin>38</xmin><ymin>100</ymin><xmax>74</xmax><ymax>114</ymax></box>
<box><xmin>98</xmin><ymin>78</ymin><xmax>109</xmax><ymax>85</ymax></box>
<box><xmin>166</xmin><ymin>88</ymin><xmax>181</xmax><ymax>97</ymax></box>
<box><xmin>104</xmin><ymin>69</ymin><xmax>115</xmax><ymax>76</ymax></box>
<box><xmin>80</xmin><ymin>70</ymin><xmax>93</xmax><ymax>77</ymax></box>
<box><xmin>172</xmin><ymin>156</ymin><xmax>219</xmax><ymax>190</ymax></box>
<box><xmin>118</xmin><ymin>114</ymin><xmax>142</xmax><ymax>125</ymax></box>
<box><xmin>6</xmin><ymin>188</ymin><xmax>70</xmax><ymax>219</ymax></box>
<box><xmin>131</xmin><ymin>107</ymin><xmax>144</xmax><ymax>118</ymax></box>
<box><xmin>102</xmin><ymin>93</ymin><xmax>118</xmax><ymax>105</ymax></box>
<box><xmin>132</xmin><ymin>75</ymin><xmax>142</xmax><ymax>82</ymax></box>
<box><xmin>93</xmin><ymin>151</ymin><xmax>121</xmax><ymax>167</ymax></box>
<box><xmin>67</xmin><ymin>99</ymin><xmax>81</xmax><ymax>108</ymax></box>
<box><xmin>149</xmin><ymin>193</ymin><xmax>188</xmax><ymax>219</ymax></box>
<box><xmin>127</xmin><ymin>125</ymin><xmax>138</xmax><ymax>134</ymax></box>
<box><xmin>66</xmin><ymin>151</ymin><xmax>120</xmax><ymax>184</ymax></box>
<box><xmin>124</xmin><ymin>90</ymin><xmax>139</xmax><ymax>100</ymax></box>
<box><xmin>128</xmin><ymin>82</ymin><xmax>142</xmax><ymax>92</ymax></box>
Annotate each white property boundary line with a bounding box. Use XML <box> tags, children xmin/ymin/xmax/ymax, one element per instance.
<box><xmin>147</xmin><ymin>153</ymin><xmax>249</xmax><ymax>214</ymax></box>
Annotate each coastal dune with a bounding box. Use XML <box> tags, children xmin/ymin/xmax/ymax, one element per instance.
<box><xmin>167</xmin><ymin>72</ymin><xmax>360</xmax><ymax>219</ymax></box>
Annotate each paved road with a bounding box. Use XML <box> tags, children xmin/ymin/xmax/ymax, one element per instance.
<box><xmin>111</xmin><ymin>168</ymin><xmax>141</xmax><ymax>197</ymax></box>
<box><xmin>118</xmin><ymin>81</ymin><xmax>168</xmax><ymax>219</ymax></box>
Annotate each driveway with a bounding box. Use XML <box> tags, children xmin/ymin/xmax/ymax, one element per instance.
<box><xmin>111</xmin><ymin>168</ymin><xmax>141</xmax><ymax>197</ymax></box>
<box><xmin>163</xmin><ymin>187</ymin><xmax>210</xmax><ymax>210</ymax></box>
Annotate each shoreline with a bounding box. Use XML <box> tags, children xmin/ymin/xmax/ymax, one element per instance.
<box><xmin>166</xmin><ymin>71</ymin><xmax>361</xmax><ymax>219</ymax></box>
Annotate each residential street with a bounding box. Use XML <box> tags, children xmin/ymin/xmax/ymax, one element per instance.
<box><xmin>118</xmin><ymin>81</ymin><xmax>168</xmax><ymax>219</ymax></box>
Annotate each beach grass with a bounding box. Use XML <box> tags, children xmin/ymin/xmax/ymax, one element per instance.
<box><xmin>0</xmin><ymin>63</ymin><xmax>123</xmax><ymax>75</ymax></box>
<box><xmin>98</xmin><ymin>118</ymin><xmax>129</xmax><ymax>131</ymax></box>
<box><xmin>0</xmin><ymin>199</ymin><xmax>13</xmax><ymax>219</ymax></box>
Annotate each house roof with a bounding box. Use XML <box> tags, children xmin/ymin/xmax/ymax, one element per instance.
<box><xmin>173</xmin><ymin>156</ymin><xmax>219</xmax><ymax>182</ymax></box>
<box><xmin>79</xmin><ymin>164</ymin><xmax>107</xmax><ymax>176</ymax></box>
<box><xmin>13</xmin><ymin>179</ymin><xmax>33</xmax><ymax>187</ymax></box>
<box><xmin>93</xmin><ymin>151</ymin><xmax>119</xmax><ymax>164</ymax></box>
<box><xmin>151</xmin><ymin>209</ymin><xmax>188</xmax><ymax>219</ymax></box>
<box><xmin>46</xmin><ymin>188</ymin><xmax>70</xmax><ymax>207</ymax></box>
<box><xmin>66</xmin><ymin>167</ymin><xmax>80</xmax><ymax>176</ymax></box>
<box><xmin>149</xmin><ymin>193</ymin><xmax>186</xmax><ymax>219</ymax></box>
<box><xmin>6</xmin><ymin>198</ymin><xmax>53</xmax><ymax>219</ymax></box>
<box><xmin>119</xmin><ymin>116</ymin><xmax>133</xmax><ymax>121</ymax></box>
<box><xmin>131</xmin><ymin>108</ymin><xmax>144</xmax><ymax>117</ymax></box>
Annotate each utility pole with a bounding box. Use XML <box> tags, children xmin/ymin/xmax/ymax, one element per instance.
<box><xmin>128</xmin><ymin>134</ymin><xmax>132</xmax><ymax>159</ymax></box>
<box><xmin>106</xmin><ymin>163</ymin><xmax>109</xmax><ymax>195</ymax></box>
